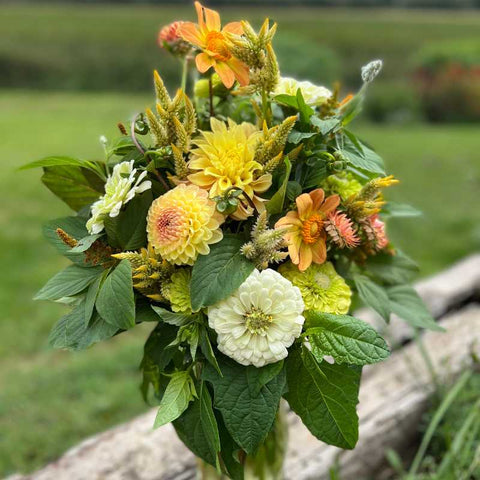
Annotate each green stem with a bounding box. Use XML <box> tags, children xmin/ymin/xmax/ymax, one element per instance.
<box><xmin>180</xmin><ymin>56</ymin><xmax>188</xmax><ymax>93</ymax></box>
<box><xmin>414</xmin><ymin>328</ymin><xmax>440</xmax><ymax>392</ymax></box>
<box><xmin>261</xmin><ymin>88</ymin><xmax>272</xmax><ymax>127</ymax></box>
<box><xmin>209</xmin><ymin>75</ymin><xmax>215</xmax><ymax>118</ymax></box>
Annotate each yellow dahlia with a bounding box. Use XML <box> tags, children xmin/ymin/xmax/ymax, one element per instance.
<box><xmin>279</xmin><ymin>261</ymin><xmax>351</xmax><ymax>314</ymax></box>
<box><xmin>188</xmin><ymin>118</ymin><xmax>272</xmax><ymax>220</ymax></box>
<box><xmin>147</xmin><ymin>184</ymin><xmax>223</xmax><ymax>265</ymax></box>
<box><xmin>166</xmin><ymin>269</ymin><xmax>192</xmax><ymax>313</ymax></box>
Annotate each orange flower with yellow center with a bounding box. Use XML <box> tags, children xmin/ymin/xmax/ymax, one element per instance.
<box><xmin>275</xmin><ymin>189</ymin><xmax>340</xmax><ymax>271</ymax></box>
<box><xmin>147</xmin><ymin>184</ymin><xmax>223</xmax><ymax>265</ymax></box>
<box><xmin>179</xmin><ymin>2</ymin><xmax>249</xmax><ymax>88</ymax></box>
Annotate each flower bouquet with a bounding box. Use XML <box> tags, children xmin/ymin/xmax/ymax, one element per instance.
<box><xmin>25</xmin><ymin>3</ymin><xmax>442</xmax><ymax>478</ymax></box>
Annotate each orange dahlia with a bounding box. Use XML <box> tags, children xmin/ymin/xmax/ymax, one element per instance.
<box><xmin>275</xmin><ymin>189</ymin><xmax>340</xmax><ymax>271</ymax></box>
<box><xmin>178</xmin><ymin>2</ymin><xmax>249</xmax><ymax>88</ymax></box>
<box><xmin>147</xmin><ymin>184</ymin><xmax>223</xmax><ymax>265</ymax></box>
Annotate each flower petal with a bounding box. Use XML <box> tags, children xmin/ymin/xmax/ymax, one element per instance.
<box><xmin>226</xmin><ymin>57</ymin><xmax>250</xmax><ymax>86</ymax></box>
<box><xmin>223</xmin><ymin>21</ymin><xmax>244</xmax><ymax>35</ymax></box>
<box><xmin>310</xmin><ymin>188</ymin><xmax>325</xmax><ymax>211</ymax></box>
<box><xmin>204</xmin><ymin>5</ymin><xmax>221</xmax><ymax>31</ymax></box>
<box><xmin>295</xmin><ymin>193</ymin><xmax>313</xmax><ymax>219</ymax></box>
<box><xmin>311</xmin><ymin>236</ymin><xmax>327</xmax><ymax>264</ymax></box>
<box><xmin>178</xmin><ymin>22</ymin><xmax>204</xmax><ymax>48</ymax></box>
<box><xmin>214</xmin><ymin>61</ymin><xmax>235</xmax><ymax>88</ymax></box>
<box><xmin>196</xmin><ymin>52</ymin><xmax>215</xmax><ymax>73</ymax></box>
<box><xmin>321</xmin><ymin>194</ymin><xmax>341</xmax><ymax>216</ymax></box>
<box><xmin>298</xmin><ymin>243</ymin><xmax>313</xmax><ymax>271</ymax></box>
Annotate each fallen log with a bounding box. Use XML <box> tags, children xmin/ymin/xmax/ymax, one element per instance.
<box><xmin>8</xmin><ymin>255</ymin><xmax>480</xmax><ymax>480</ymax></box>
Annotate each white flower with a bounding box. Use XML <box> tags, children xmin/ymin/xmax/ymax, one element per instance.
<box><xmin>275</xmin><ymin>76</ymin><xmax>332</xmax><ymax>106</ymax></box>
<box><xmin>361</xmin><ymin>59</ymin><xmax>383</xmax><ymax>83</ymax></box>
<box><xmin>208</xmin><ymin>269</ymin><xmax>305</xmax><ymax>367</ymax></box>
<box><xmin>86</xmin><ymin>160</ymin><xmax>151</xmax><ymax>234</ymax></box>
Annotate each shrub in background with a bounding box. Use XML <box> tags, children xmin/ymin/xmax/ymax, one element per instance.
<box><xmin>413</xmin><ymin>40</ymin><xmax>480</xmax><ymax>122</ymax></box>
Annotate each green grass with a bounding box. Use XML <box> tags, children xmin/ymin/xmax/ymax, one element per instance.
<box><xmin>1</xmin><ymin>5</ymin><xmax>480</xmax><ymax>90</ymax></box>
<box><xmin>0</xmin><ymin>89</ymin><xmax>478</xmax><ymax>476</ymax></box>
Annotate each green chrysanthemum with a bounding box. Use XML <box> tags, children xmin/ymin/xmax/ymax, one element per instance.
<box><xmin>166</xmin><ymin>269</ymin><xmax>192</xmax><ymax>313</ymax></box>
<box><xmin>278</xmin><ymin>261</ymin><xmax>351</xmax><ymax>314</ymax></box>
<box><xmin>324</xmin><ymin>173</ymin><xmax>362</xmax><ymax>201</ymax></box>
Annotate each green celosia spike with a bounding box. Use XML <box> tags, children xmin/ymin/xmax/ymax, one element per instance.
<box><xmin>171</xmin><ymin>144</ymin><xmax>189</xmax><ymax>179</ymax></box>
<box><xmin>154</xmin><ymin>70</ymin><xmax>171</xmax><ymax>108</ymax></box>
<box><xmin>183</xmin><ymin>93</ymin><xmax>197</xmax><ymax>136</ymax></box>
<box><xmin>263</xmin><ymin>152</ymin><xmax>284</xmax><ymax>174</ymax></box>
<box><xmin>145</xmin><ymin>108</ymin><xmax>167</xmax><ymax>146</ymax></box>
<box><xmin>173</xmin><ymin>117</ymin><xmax>189</xmax><ymax>152</ymax></box>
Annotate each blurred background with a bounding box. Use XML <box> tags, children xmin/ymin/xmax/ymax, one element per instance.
<box><xmin>1</xmin><ymin>0</ymin><xmax>479</xmax><ymax>477</ymax></box>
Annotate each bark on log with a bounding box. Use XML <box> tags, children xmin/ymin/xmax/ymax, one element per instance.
<box><xmin>8</xmin><ymin>255</ymin><xmax>480</xmax><ymax>480</ymax></box>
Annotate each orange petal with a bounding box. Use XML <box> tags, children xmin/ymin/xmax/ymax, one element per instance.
<box><xmin>287</xmin><ymin>235</ymin><xmax>302</xmax><ymax>265</ymax></box>
<box><xmin>321</xmin><ymin>194</ymin><xmax>341</xmax><ymax>216</ymax></box>
<box><xmin>296</xmin><ymin>193</ymin><xmax>313</xmax><ymax>219</ymax></box>
<box><xmin>298</xmin><ymin>243</ymin><xmax>313</xmax><ymax>272</ymax></box>
<box><xmin>194</xmin><ymin>1</ymin><xmax>205</xmax><ymax>29</ymax></box>
<box><xmin>311</xmin><ymin>237</ymin><xmax>327</xmax><ymax>264</ymax></box>
<box><xmin>204</xmin><ymin>5</ymin><xmax>221</xmax><ymax>31</ymax></box>
<box><xmin>226</xmin><ymin>57</ymin><xmax>250</xmax><ymax>87</ymax></box>
<box><xmin>196</xmin><ymin>52</ymin><xmax>215</xmax><ymax>73</ymax></box>
<box><xmin>310</xmin><ymin>188</ymin><xmax>325</xmax><ymax>212</ymax></box>
<box><xmin>223</xmin><ymin>21</ymin><xmax>244</xmax><ymax>35</ymax></box>
<box><xmin>214</xmin><ymin>62</ymin><xmax>235</xmax><ymax>88</ymax></box>
<box><xmin>178</xmin><ymin>22</ymin><xmax>204</xmax><ymax>48</ymax></box>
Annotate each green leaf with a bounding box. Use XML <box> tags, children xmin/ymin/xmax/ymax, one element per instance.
<box><xmin>104</xmin><ymin>190</ymin><xmax>152</xmax><ymax>250</ymax></box>
<box><xmin>288</xmin><ymin>130</ymin><xmax>316</xmax><ymax>144</ymax></box>
<box><xmin>296</xmin><ymin>88</ymin><xmax>314</xmax><ymax>124</ymax></box>
<box><xmin>266</xmin><ymin>157</ymin><xmax>292</xmax><ymax>215</ymax></box>
<box><xmin>286</xmin><ymin>181</ymin><xmax>302</xmax><ymax>201</ymax></box>
<box><xmin>41</xmin><ymin>165</ymin><xmax>104</xmax><ymax>211</ymax></box>
<box><xmin>173</xmin><ymin>392</ymin><xmax>218</xmax><ymax>468</ymax></box>
<box><xmin>199</xmin><ymin>327</ymin><xmax>222</xmax><ymax>376</ymax></box>
<box><xmin>190</xmin><ymin>235</ymin><xmax>255</xmax><ymax>311</ymax></box>
<box><xmin>154</xmin><ymin>371</ymin><xmax>196</xmax><ymax>428</ymax></box>
<box><xmin>304</xmin><ymin>312</ymin><xmax>390</xmax><ymax>365</ymax></box>
<box><xmin>69</xmin><ymin>233</ymin><xmax>103</xmax><ymax>253</ymax></box>
<box><xmin>84</xmin><ymin>273</ymin><xmax>106</xmax><ymax>325</ymax></box>
<box><xmin>20</xmin><ymin>155</ymin><xmax>86</xmax><ymax>170</ymax></box>
<box><xmin>383</xmin><ymin>202</ymin><xmax>422</xmax><ymax>218</ymax></box>
<box><xmin>353</xmin><ymin>274</ymin><xmax>391</xmax><ymax>322</ymax></box>
<box><xmin>387</xmin><ymin>285</ymin><xmax>444</xmax><ymax>331</ymax></box>
<box><xmin>341</xmin><ymin>138</ymin><xmax>385</xmax><ymax>175</ymax></box>
<box><xmin>35</xmin><ymin>264</ymin><xmax>103</xmax><ymax>301</ymax></box>
<box><xmin>95</xmin><ymin>260</ymin><xmax>135</xmax><ymax>330</ymax></box>
<box><xmin>199</xmin><ymin>382</ymin><xmax>221</xmax><ymax>468</ymax></box>
<box><xmin>152</xmin><ymin>306</ymin><xmax>194</xmax><ymax>326</ymax></box>
<box><xmin>203</xmin><ymin>354</ymin><xmax>286</xmax><ymax>455</ymax></box>
<box><xmin>43</xmin><ymin>216</ymin><xmax>89</xmax><ymax>265</ymax></box>
<box><xmin>303</xmin><ymin>157</ymin><xmax>328</xmax><ymax>189</ymax></box>
<box><xmin>366</xmin><ymin>250</ymin><xmax>419</xmax><ymax>285</ymax></box>
<box><xmin>49</xmin><ymin>301</ymin><xmax>118</xmax><ymax>351</ymax></box>
<box><xmin>273</xmin><ymin>94</ymin><xmax>299</xmax><ymax>109</ymax></box>
<box><xmin>285</xmin><ymin>346</ymin><xmax>360</xmax><ymax>449</ymax></box>
<box><xmin>340</xmin><ymin>91</ymin><xmax>364</xmax><ymax>126</ymax></box>
<box><xmin>135</xmin><ymin>302</ymin><xmax>161</xmax><ymax>323</ymax></box>
<box><xmin>246</xmin><ymin>361</ymin><xmax>284</xmax><ymax>396</ymax></box>
<box><xmin>169</xmin><ymin>323</ymin><xmax>200</xmax><ymax>361</ymax></box>
<box><xmin>310</xmin><ymin>117</ymin><xmax>340</xmax><ymax>136</ymax></box>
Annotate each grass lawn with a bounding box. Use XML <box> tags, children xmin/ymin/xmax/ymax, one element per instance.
<box><xmin>0</xmin><ymin>89</ymin><xmax>478</xmax><ymax>476</ymax></box>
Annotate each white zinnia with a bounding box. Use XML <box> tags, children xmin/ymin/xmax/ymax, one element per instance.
<box><xmin>86</xmin><ymin>160</ymin><xmax>151</xmax><ymax>234</ymax></box>
<box><xmin>275</xmin><ymin>76</ymin><xmax>332</xmax><ymax>107</ymax></box>
<box><xmin>208</xmin><ymin>269</ymin><xmax>305</xmax><ymax>367</ymax></box>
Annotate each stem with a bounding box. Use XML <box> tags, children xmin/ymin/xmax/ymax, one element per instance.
<box><xmin>414</xmin><ymin>328</ymin><xmax>440</xmax><ymax>392</ymax></box>
<box><xmin>180</xmin><ymin>56</ymin><xmax>188</xmax><ymax>92</ymax></box>
<box><xmin>130</xmin><ymin>114</ymin><xmax>145</xmax><ymax>156</ymax></box>
<box><xmin>261</xmin><ymin>88</ymin><xmax>272</xmax><ymax>127</ymax></box>
<box><xmin>209</xmin><ymin>75</ymin><xmax>215</xmax><ymax>118</ymax></box>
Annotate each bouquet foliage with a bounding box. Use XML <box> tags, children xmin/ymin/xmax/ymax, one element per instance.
<box><xmin>25</xmin><ymin>3</ymin><xmax>442</xmax><ymax>477</ymax></box>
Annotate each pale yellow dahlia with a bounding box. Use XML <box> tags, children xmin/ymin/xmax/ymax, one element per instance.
<box><xmin>147</xmin><ymin>184</ymin><xmax>223</xmax><ymax>265</ymax></box>
<box><xmin>208</xmin><ymin>269</ymin><xmax>305</xmax><ymax>367</ymax></box>
<box><xmin>188</xmin><ymin>118</ymin><xmax>272</xmax><ymax>220</ymax></box>
<box><xmin>275</xmin><ymin>77</ymin><xmax>332</xmax><ymax>106</ymax></box>
<box><xmin>165</xmin><ymin>269</ymin><xmax>192</xmax><ymax>313</ymax></box>
<box><xmin>279</xmin><ymin>261</ymin><xmax>351</xmax><ymax>314</ymax></box>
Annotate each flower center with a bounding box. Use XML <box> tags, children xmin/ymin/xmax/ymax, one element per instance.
<box><xmin>155</xmin><ymin>206</ymin><xmax>184</xmax><ymax>243</ymax></box>
<box><xmin>245</xmin><ymin>307</ymin><xmax>273</xmax><ymax>335</ymax></box>
<box><xmin>314</xmin><ymin>272</ymin><xmax>331</xmax><ymax>290</ymax></box>
<box><xmin>205</xmin><ymin>31</ymin><xmax>231</xmax><ymax>61</ymax></box>
<box><xmin>301</xmin><ymin>214</ymin><xmax>324</xmax><ymax>244</ymax></box>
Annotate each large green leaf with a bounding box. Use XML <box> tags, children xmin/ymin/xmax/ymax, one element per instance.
<box><xmin>154</xmin><ymin>371</ymin><xmax>196</xmax><ymax>428</ymax></box>
<box><xmin>41</xmin><ymin>165</ymin><xmax>104</xmax><ymax>211</ymax></box>
<box><xmin>265</xmin><ymin>157</ymin><xmax>292</xmax><ymax>215</ymax></box>
<box><xmin>199</xmin><ymin>326</ymin><xmax>222</xmax><ymax>375</ymax></box>
<box><xmin>305</xmin><ymin>312</ymin><xmax>390</xmax><ymax>365</ymax></box>
<box><xmin>190</xmin><ymin>235</ymin><xmax>254</xmax><ymax>311</ymax></box>
<box><xmin>366</xmin><ymin>250</ymin><xmax>419</xmax><ymax>286</ymax></box>
<box><xmin>285</xmin><ymin>346</ymin><xmax>360</xmax><ymax>449</ymax></box>
<box><xmin>49</xmin><ymin>301</ymin><xmax>118</xmax><ymax>351</ymax></box>
<box><xmin>95</xmin><ymin>260</ymin><xmax>135</xmax><ymax>330</ymax></box>
<box><xmin>35</xmin><ymin>264</ymin><xmax>103</xmax><ymax>301</ymax></box>
<box><xmin>353</xmin><ymin>274</ymin><xmax>391</xmax><ymax>322</ymax></box>
<box><xmin>152</xmin><ymin>306</ymin><xmax>194</xmax><ymax>327</ymax></box>
<box><xmin>387</xmin><ymin>285</ymin><xmax>444</xmax><ymax>331</ymax></box>
<box><xmin>203</xmin><ymin>355</ymin><xmax>286</xmax><ymax>455</ymax></box>
<box><xmin>199</xmin><ymin>382</ymin><xmax>221</xmax><ymax>468</ymax></box>
<box><xmin>103</xmin><ymin>190</ymin><xmax>152</xmax><ymax>250</ymax></box>
<box><xmin>20</xmin><ymin>155</ymin><xmax>86</xmax><ymax>170</ymax></box>
<box><xmin>341</xmin><ymin>139</ymin><xmax>385</xmax><ymax>175</ymax></box>
<box><xmin>43</xmin><ymin>216</ymin><xmax>89</xmax><ymax>264</ymax></box>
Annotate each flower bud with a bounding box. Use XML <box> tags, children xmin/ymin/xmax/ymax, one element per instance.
<box><xmin>361</xmin><ymin>59</ymin><xmax>383</xmax><ymax>84</ymax></box>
